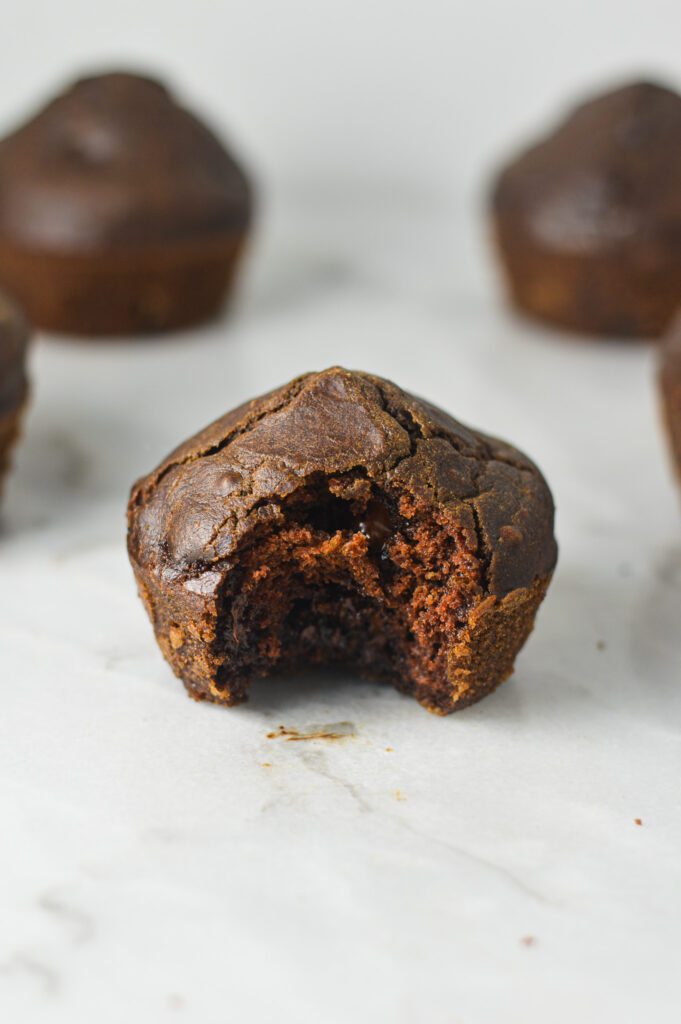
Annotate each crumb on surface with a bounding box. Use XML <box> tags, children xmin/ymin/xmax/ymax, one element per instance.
<box><xmin>634</xmin><ymin>818</ymin><xmax>643</xmax><ymax>826</ymax></box>
<box><xmin>266</xmin><ymin>723</ymin><xmax>355</xmax><ymax>742</ymax></box>
<box><xmin>520</xmin><ymin>936</ymin><xmax>536</xmax><ymax>947</ymax></box>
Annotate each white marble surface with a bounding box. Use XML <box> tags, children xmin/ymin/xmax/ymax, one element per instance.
<box><xmin>1</xmin><ymin>193</ymin><xmax>681</xmax><ymax>1024</ymax></box>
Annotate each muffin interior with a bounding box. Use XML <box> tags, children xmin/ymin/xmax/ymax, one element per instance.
<box><xmin>213</xmin><ymin>471</ymin><xmax>483</xmax><ymax>705</ymax></box>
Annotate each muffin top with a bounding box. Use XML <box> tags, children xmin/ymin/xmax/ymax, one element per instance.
<box><xmin>0</xmin><ymin>72</ymin><xmax>252</xmax><ymax>255</ymax></box>
<box><xmin>129</xmin><ymin>367</ymin><xmax>557</xmax><ymax>600</ymax></box>
<box><xmin>0</xmin><ymin>291</ymin><xmax>28</xmax><ymax>413</ymax></box>
<box><xmin>493</xmin><ymin>81</ymin><xmax>681</xmax><ymax>255</ymax></box>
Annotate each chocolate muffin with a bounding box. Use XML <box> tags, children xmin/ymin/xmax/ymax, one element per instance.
<box><xmin>0</xmin><ymin>72</ymin><xmax>252</xmax><ymax>335</ymax></box>
<box><xmin>127</xmin><ymin>368</ymin><xmax>557</xmax><ymax>714</ymax></box>
<box><xmin>0</xmin><ymin>291</ymin><xmax>29</xmax><ymax>494</ymax></box>
<box><xmin>659</xmin><ymin>313</ymin><xmax>681</xmax><ymax>490</ymax></box>
<box><xmin>492</xmin><ymin>81</ymin><xmax>681</xmax><ymax>337</ymax></box>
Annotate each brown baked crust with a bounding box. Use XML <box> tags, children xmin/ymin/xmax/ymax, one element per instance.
<box><xmin>0</xmin><ymin>291</ymin><xmax>29</xmax><ymax>493</ymax></box>
<box><xmin>0</xmin><ymin>399</ymin><xmax>26</xmax><ymax>493</ymax></box>
<box><xmin>127</xmin><ymin>368</ymin><xmax>557</xmax><ymax>713</ymax></box>
<box><xmin>0</xmin><ymin>236</ymin><xmax>246</xmax><ymax>336</ymax></box>
<box><xmin>0</xmin><ymin>72</ymin><xmax>252</xmax><ymax>335</ymax></box>
<box><xmin>660</xmin><ymin>313</ymin><xmax>681</xmax><ymax>490</ymax></box>
<box><xmin>492</xmin><ymin>81</ymin><xmax>681</xmax><ymax>338</ymax></box>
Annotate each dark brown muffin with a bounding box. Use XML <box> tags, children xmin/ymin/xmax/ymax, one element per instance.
<box><xmin>127</xmin><ymin>368</ymin><xmax>557</xmax><ymax>714</ymax></box>
<box><xmin>660</xmin><ymin>313</ymin><xmax>681</xmax><ymax>490</ymax></box>
<box><xmin>0</xmin><ymin>72</ymin><xmax>252</xmax><ymax>335</ymax></box>
<box><xmin>492</xmin><ymin>81</ymin><xmax>681</xmax><ymax>337</ymax></box>
<box><xmin>0</xmin><ymin>291</ymin><xmax>29</xmax><ymax>495</ymax></box>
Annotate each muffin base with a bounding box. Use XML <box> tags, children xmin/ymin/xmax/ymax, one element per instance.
<box><xmin>140</xmin><ymin>574</ymin><xmax>552</xmax><ymax>716</ymax></box>
<box><xmin>0</xmin><ymin>234</ymin><xmax>247</xmax><ymax>336</ymax></box>
<box><xmin>660</xmin><ymin>316</ymin><xmax>681</xmax><ymax>489</ymax></box>
<box><xmin>0</xmin><ymin>393</ymin><xmax>27</xmax><ymax>495</ymax></box>
<box><xmin>494</xmin><ymin>218</ymin><xmax>681</xmax><ymax>338</ymax></box>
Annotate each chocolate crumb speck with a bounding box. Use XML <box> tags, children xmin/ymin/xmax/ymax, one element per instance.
<box><xmin>635</xmin><ymin>818</ymin><xmax>643</xmax><ymax>826</ymax></box>
<box><xmin>266</xmin><ymin>722</ymin><xmax>355</xmax><ymax>742</ymax></box>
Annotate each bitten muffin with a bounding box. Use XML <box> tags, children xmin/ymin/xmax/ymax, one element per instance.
<box><xmin>492</xmin><ymin>81</ymin><xmax>681</xmax><ymax>337</ymax></box>
<box><xmin>0</xmin><ymin>72</ymin><xmax>253</xmax><ymax>335</ymax></box>
<box><xmin>659</xmin><ymin>313</ymin><xmax>681</xmax><ymax>490</ymax></box>
<box><xmin>0</xmin><ymin>291</ymin><xmax>29</xmax><ymax>495</ymax></box>
<box><xmin>127</xmin><ymin>368</ymin><xmax>557</xmax><ymax>714</ymax></box>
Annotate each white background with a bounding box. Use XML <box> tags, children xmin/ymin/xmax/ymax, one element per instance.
<box><xmin>1</xmin><ymin>2</ymin><xmax>681</xmax><ymax>1022</ymax></box>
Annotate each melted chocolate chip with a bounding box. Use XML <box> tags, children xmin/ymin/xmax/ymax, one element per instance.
<box><xmin>357</xmin><ymin>500</ymin><xmax>393</xmax><ymax>548</ymax></box>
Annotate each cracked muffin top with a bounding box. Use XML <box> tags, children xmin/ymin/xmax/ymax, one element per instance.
<box><xmin>129</xmin><ymin>367</ymin><xmax>557</xmax><ymax>598</ymax></box>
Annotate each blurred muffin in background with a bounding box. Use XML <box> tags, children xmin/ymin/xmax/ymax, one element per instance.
<box><xmin>0</xmin><ymin>71</ymin><xmax>253</xmax><ymax>336</ymax></box>
<box><xmin>492</xmin><ymin>80</ymin><xmax>681</xmax><ymax>339</ymax></box>
<box><xmin>659</xmin><ymin>313</ymin><xmax>681</xmax><ymax>494</ymax></box>
<box><xmin>0</xmin><ymin>290</ymin><xmax>29</xmax><ymax>495</ymax></box>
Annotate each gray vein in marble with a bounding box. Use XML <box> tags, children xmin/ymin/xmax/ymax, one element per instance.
<box><xmin>0</xmin><ymin>952</ymin><xmax>60</xmax><ymax>995</ymax></box>
<box><xmin>298</xmin><ymin>749</ymin><xmax>372</xmax><ymax>813</ymax></box>
<box><xmin>268</xmin><ymin>742</ymin><xmax>551</xmax><ymax>902</ymax></box>
<box><xmin>386</xmin><ymin>814</ymin><xmax>553</xmax><ymax>905</ymax></box>
<box><xmin>39</xmin><ymin>890</ymin><xmax>95</xmax><ymax>945</ymax></box>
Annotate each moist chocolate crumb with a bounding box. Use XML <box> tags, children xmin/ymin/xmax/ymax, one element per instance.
<box><xmin>127</xmin><ymin>367</ymin><xmax>557</xmax><ymax>714</ymax></box>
